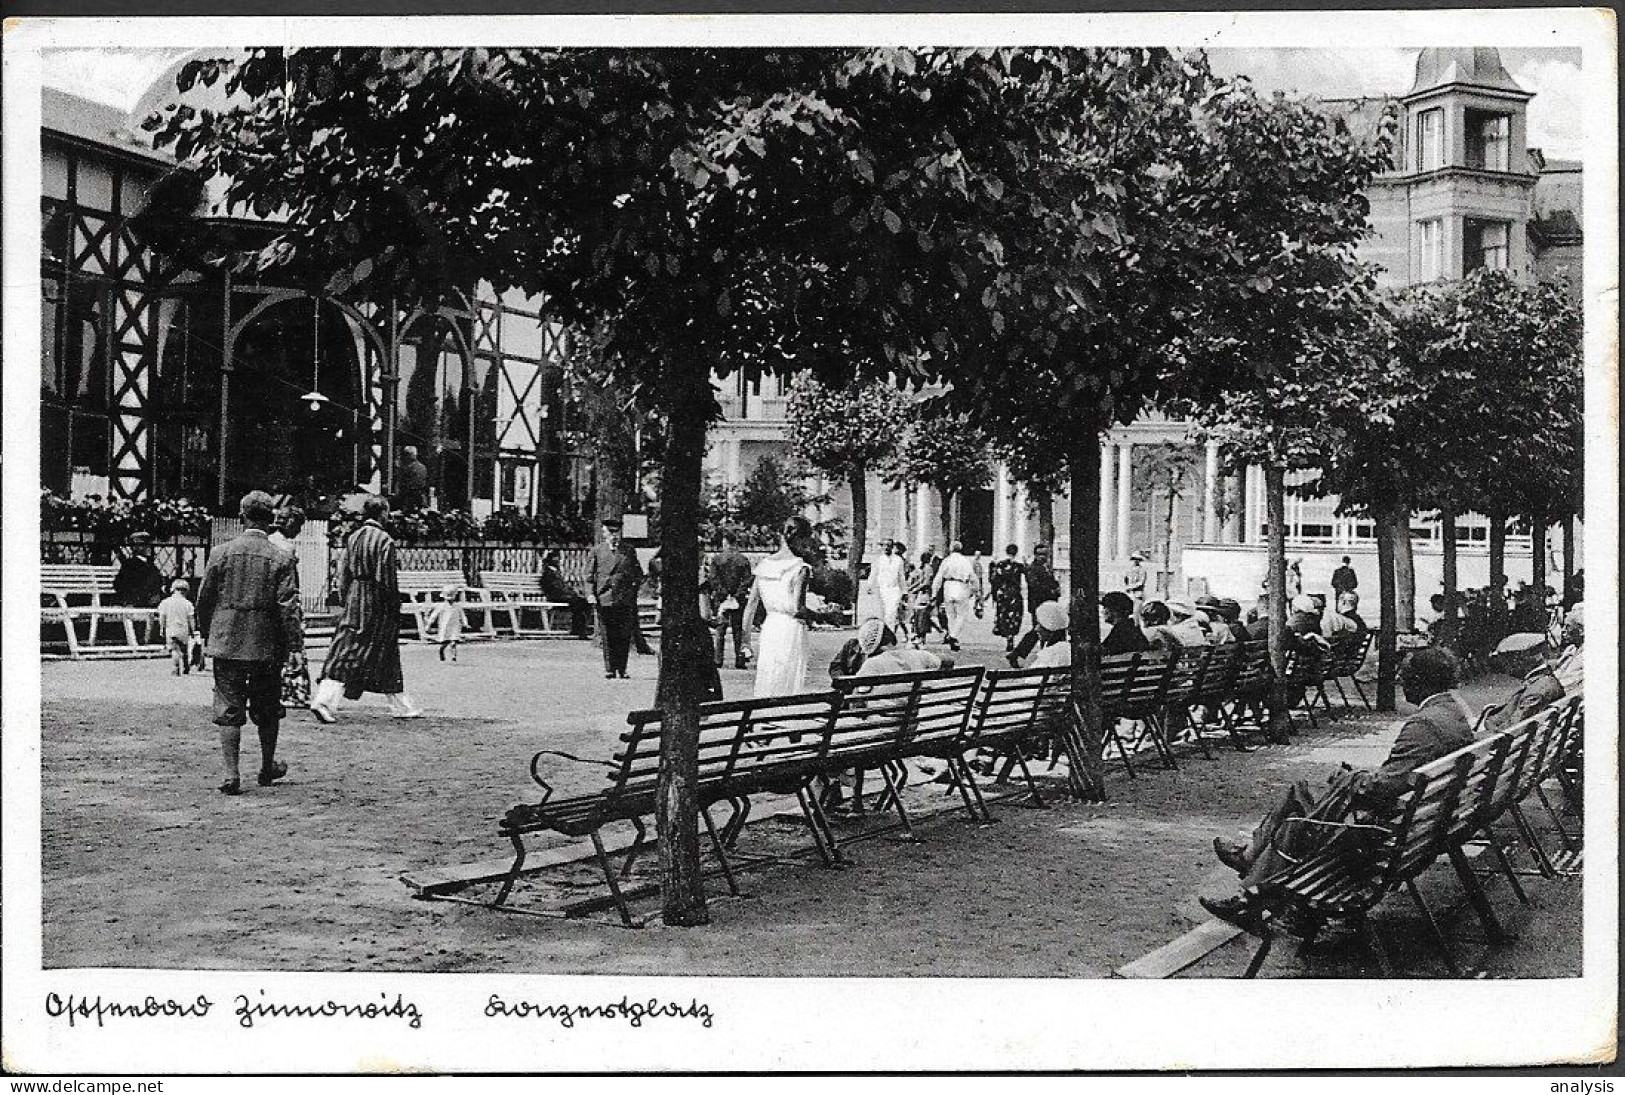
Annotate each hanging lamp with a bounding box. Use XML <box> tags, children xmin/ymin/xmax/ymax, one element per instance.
<box><xmin>301</xmin><ymin>295</ymin><xmax>330</xmax><ymax>411</ymax></box>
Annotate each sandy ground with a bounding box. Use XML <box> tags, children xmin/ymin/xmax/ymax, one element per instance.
<box><xmin>39</xmin><ymin>614</ymin><xmax>1581</xmax><ymax>978</ymax></box>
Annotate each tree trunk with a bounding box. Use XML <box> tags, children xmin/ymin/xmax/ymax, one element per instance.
<box><xmin>939</xmin><ymin>488</ymin><xmax>955</xmax><ymax>552</ymax></box>
<box><xmin>1162</xmin><ymin>485</ymin><xmax>1179</xmax><ymax>599</ymax></box>
<box><xmin>1065</xmin><ymin>432</ymin><xmax>1106</xmax><ymax>801</ymax></box>
<box><xmin>1393</xmin><ymin>511</ymin><xmax>1415</xmax><ymax>632</ymax></box>
<box><xmin>652</xmin><ymin>363</ymin><xmax>713</xmax><ymax>928</ymax></box>
<box><xmin>1530</xmin><ymin>506</ymin><xmax>1549</xmax><ymax>631</ymax></box>
<box><xmin>1561</xmin><ymin>514</ymin><xmax>1575</xmax><ymax>603</ymax></box>
<box><xmin>1441</xmin><ymin>510</ymin><xmax>1459</xmax><ymax>641</ymax></box>
<box><xmin>1488</xmin><ymin>507</ymin><xmax>1507</xmax><ymax>590</ymax></box>
<box><xmin>847</xmin><ymin>468</ymin><xmax>868</xmax><ymax>623</ymax></box>
<box><xmin>1034</xmin><ymin>488</ymin><xmax>1055</xmax><ymax>557</ymax></box>
<box><xmin>1264</xmin><ymin>464</ymin><xmax>1291</xmax><ymax>741</ymax></box>
<box><xmin>1375</xmin><ymin>504</ymin><xmax>1398</xmax><ymax>712</ymax></box>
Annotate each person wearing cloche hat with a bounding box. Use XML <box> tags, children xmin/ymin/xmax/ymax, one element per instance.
<box><xmin>1480</xmin><ymin>632</ymin><xmax>1565</xmax><ymax>734</ymax></box>
<box><xmin>1023</xmin><ymin>600</ymin><xmax>1072</xmax><ymax>669</ymax></box>
<box><xmin>1163</xmin><ymin>599</ymin><xmax>1211</xmax><ymax>647</ymax></box>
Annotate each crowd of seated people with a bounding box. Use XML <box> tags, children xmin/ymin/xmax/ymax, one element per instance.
<box><xmin>1200</xmin><ymin>612</ymin><xmax>1585</xmax><ymax>935</ymax></box>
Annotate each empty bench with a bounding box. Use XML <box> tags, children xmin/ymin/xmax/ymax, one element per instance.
<box><xmin>475</xmin><ymin>571</ymin><xmax>576</xmax><ymax>636</ymax></box>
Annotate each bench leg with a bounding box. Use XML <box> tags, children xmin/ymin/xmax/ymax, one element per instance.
<box><xmin>1534</xmin><ymin>784</ymin><xmax>1579</xmax><ymax>852</ymax></box>
<box><xmin>1292</xmin><ymin>912</ymin><xmax>1325</xmax><ymax>960</ymax></box>
<box><xmin>1219</xmin><ymin>703</ymin><xmax>1254</xmax><ymax>753</ymax></box>
<box><xmin>1144</xmin><ymin>715</ymin><xmax>1178</xmax><ymax>771</ymax></box>
<box><xmin>620</xmin><ymin>817</ymin><xmax>649</xmax><ymax>879</ymax></box>
<box><xmin>1189</xmin><ymin>706</ymin><xmax>1214</xmax><ymax>760</ymax></box>
<box><xmin>1405</xmin><ymin>879</ymin><xmax>1462</xmax><ymax>976</ymax></box>
<box><xmin>1104</xmin><ymin>718</ymin><xmax>1137</xmax><ymax>780</ymax></box>
<box><xmin>720</xmin><ymin>795</ymin><xmax>750</xmax><ymax>849</ymax></box>
<box><xmin>880</xmin><ymin>763</ymin><xmax>921</xmax><ymax>843</ymax></box>
<box><xmin>590</xmin><ymin>830</ymin><xmax>637</xmax><ymax>928</ymax></box>
<box><xmin>1011</xmin><ymin>751</ymin><xmax>1047</xmax><ymax>808</ymax></box>
<box><xmin>1508</xmin><ymin>803</ymin><xmax>1557</xmax><ymax>878</ymax></box>
<box><xmin>700</xmin><ymin>805</ymin><xmax>741</xmax><ymax>897</ymax></box>
<box><xmin>1483</xmin><ymin>826</ymin><xmax>1531</xmax><ymax>905</ymax></box>
<box><xmin>1351</xmin><ymin>678</ymin><xmax>1373</xmax><ymax>712</ymax></box>
<box><xmin>1332</xmin><ymin>678</ymin><xmax>1352</xmax><ymax>712</ymax></box>
<box><xmin>953</xmin><ymin>754</ymin><xmax>996</xmax><ymax>824</ymax></box>
<box><xmin>1242</xmin><ymin>927</ymin><xmax>1274</xmax><ymax>979</ymax></box>
<box><xmin>1448</xmin><ymin>845</ymin><xmax>1514</xmax><ymax>944</ymax></box>
<box><xmin>492</xmin><ymin>831</ymin><xmax>527</xmax><ymax>908</ymax></box>
<box><xmin>1355</xmin><ymin>915</ymin><xmax>1394</xmax><ymax>976</ymax></box>
<box><xmin>794</xmin><ymin>786</ymin><xmax>846</xmax><ymax>866</ymax></box>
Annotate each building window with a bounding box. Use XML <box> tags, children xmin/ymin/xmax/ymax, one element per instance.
<box><xmin>1464</xmin><ymin>219</ymin><xmax>1510</xmax><ymax>273</ymax></box>
<box><xmin>1466</xmin><ymin>110</ymin><xmax>1511</xmax><ymax>171</ymax></box>
<box><xmin>1415</xmin><ymin>219</ymin><xmax>1444</xmax><ymax>282</ymax></box>
<box><xmin>1414</xmin><ymin>108</ymin><xmax>1443</xmax><ymax>172</ymax></box>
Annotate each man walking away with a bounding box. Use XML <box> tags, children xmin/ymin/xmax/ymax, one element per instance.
<box><xmin>708</xmin><ymin>532</ymin><xmax>754</xmax><ymax>669</ymax></box>
<box><xmin>195</xmin><ymin>491</ymin><xmax>301</xmax><ymax>795</ymax></box>
<box><xmin>1331</xmin><ymin>555</ymin><xmax>1359</xmax><ymax>598</ymax></box>
<box><xmin>932</xmin><ymin>540</ymin><xmax>977</xmax><ymax>652</ymax></box>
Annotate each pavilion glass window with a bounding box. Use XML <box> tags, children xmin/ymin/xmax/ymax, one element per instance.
<box><xmin>1465</xmin><ymin>110</ymin><xmax>1511</xmax><ymax>171</ymax></box>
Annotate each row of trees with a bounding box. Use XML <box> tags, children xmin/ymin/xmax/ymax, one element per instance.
<box><xmin>148</xmin><ymin>46</ymin><xmax>1581</xmax><ymax>927</ymax></box>
<box><xmin>787</xmin><ymin>379</ymin><xmax>996</xmax><ymax>597</ymax></box>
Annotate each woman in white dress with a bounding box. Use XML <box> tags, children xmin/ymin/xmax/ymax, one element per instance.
<box><xmin>872</xmin><ymin>539</ymin><xmax>907</xmax><ymax>635</ymax></box>
<box><xmin>742</xmin><ymin>515</ymin><xmax>814</xmax><ymax>698</ymax></box>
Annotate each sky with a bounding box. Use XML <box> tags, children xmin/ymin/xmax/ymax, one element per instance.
<box><xmin>43</xmin><ymin>44</ymin><xmax>1587</xmax><ymax>161</ymax></box>
<box><xmin>1208</xmin><ymin>47</ymin><xmax>1585</xmax><ymax>160</ymax></box>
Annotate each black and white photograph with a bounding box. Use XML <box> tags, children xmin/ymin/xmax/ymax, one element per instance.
<box><xmin>1</xmin><ymin>9</ymin><xmax>1615</xmax><ymax>1075</ymax></box>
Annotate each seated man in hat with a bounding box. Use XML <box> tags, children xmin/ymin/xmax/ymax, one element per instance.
<box><xmin>1554</xmin><ymin>606</ymin><xmax>1584</xmax><ymax>692</ymax></box>
<box><xmin>1100</xmin><ymin>591</ymin><xmax>1152</xmax><ymax>656</ymax></box>
<box><xmin>1138</xmin><ymin>601</ymin><xmax>1183</xmax><ymax>653</ymax></box>
<box><xmin>1479</xmin><ymin>632</ymin><xmax>1566</xmax><ymax>734</ymax></box>
<box><xmin>1202</xmin><ymin>647</ymin><xmax>1475</xmax><ymax>932</ymax></box>
<box><xmin>1163</xmin><ymin>600</ymin><xmax>1212</xmax><ymax>647</ymax></box>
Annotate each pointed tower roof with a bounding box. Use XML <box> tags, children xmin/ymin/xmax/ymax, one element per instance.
<box><xmin>1409</xmin><ymin>47</ymin><xmax>1528</xmax><ymax>96</ymax></box>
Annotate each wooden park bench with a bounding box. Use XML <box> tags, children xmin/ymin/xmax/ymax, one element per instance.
<box><xmin>958</xmin><ymin>666</ymin><xmax>1072</xmax><ymax>812</ymax></box>
<box><xmin>495</xmin><ymin>690</ymin><xmax>840</xmax><ymax>926</ymax></box>
<box><xmin>40</xmin><ymin>563</ymin><xmax>164</xmax><ymax>659</ymax></box>
<box><xmin>475</xmin><ymin>571</ymin><xmax>575</xmax><ymax>637</ymax></box>
<box><xmin>1325</xmin><ymin>631</ymin><xmax>1375</xmax><ymax>712</ymax></box>
<box><xmin>1100</xmin><ymin>651</ymin><xmax>1176</xmax><ymax>776</ymax></box>
<box><xmin>1186</xmin><ymin>642</ymin><xmax>1246</xmax><ymax>752</ymax></box>
<box><xmin>1232</xmin><ymin>693</ymin><xmax>1584</xmax><ymax>977</ymax></box>
<box><xmin>829</xmin><ymin>666</ymin><xmax>987</xmax><ymax>836</ymax></box>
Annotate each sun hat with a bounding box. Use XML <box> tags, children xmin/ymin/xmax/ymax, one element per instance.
<box><xmin>1129</xmin><ymin>550</ymin><xmax>1147</xmax><ymax>562</ymax></box>
<box><xmin>170</xmin><ymin>578</ymin><xmax>190</xmax><ymax>593</ymax></box>
<box><xmin>1493</xmin><ymin>632</ymin><xmax>1548</xmax><ymax>656</ymax></box>
<box><xmin>1035</xmin><ymin>600</ymin><xmax>1068</xmax><ymax>632</ymax></box>
<box><xmin>857</xmin><ymin>617</ymin><xmax>887</xmax><ymax>655</ymax></box>
<box><xmin>1290</xmin><ymin>594</ymin><xmax>1318</xmax><ymax>615</ymax></box>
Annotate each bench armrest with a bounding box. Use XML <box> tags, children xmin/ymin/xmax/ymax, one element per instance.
<box><xmin>1269</xmin><ymin>816</ymin><xmax>1393</xmax><ymax>867</ymax></box>
<box><xmin>528</xmin><ymin>748</ymin><xmax>616</xmax><ymax>800</ymax></box>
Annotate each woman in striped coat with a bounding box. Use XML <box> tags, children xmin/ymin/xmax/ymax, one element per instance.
<box><xmin>310</xmin><ymin>496</ymin><xmax>423</xmax><ymax>722</ymax></box>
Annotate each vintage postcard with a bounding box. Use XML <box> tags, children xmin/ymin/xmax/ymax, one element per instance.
<box><xmin>2</xmin><ymin>8</ymin><xmax>1616</xmax><ymax>1074</ymax></box>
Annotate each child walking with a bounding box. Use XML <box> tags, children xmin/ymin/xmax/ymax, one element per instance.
<box><xmin>433</xmin><ymin>585</ymin><xmax>465</xmax><ymax>661</ymax></box>
<box><xmin>157</xmin><ymin>578</ymin><xmax>197</xmax><ymax>675</ymax></box>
